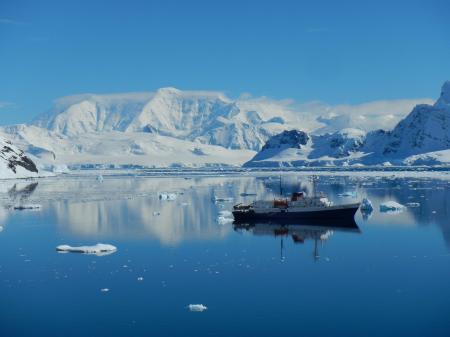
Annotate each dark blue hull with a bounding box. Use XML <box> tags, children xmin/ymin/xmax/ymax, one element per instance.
<box><xmin>232</xmin><ymin>205</ymin><xmax>359</xmax><ymax>227</ymax></box>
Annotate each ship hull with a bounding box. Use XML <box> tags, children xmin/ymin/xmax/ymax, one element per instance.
<box><xmin>233</xmin><ymin>204</ymin><xmax>360</xmax><ymax>227</ymax></box>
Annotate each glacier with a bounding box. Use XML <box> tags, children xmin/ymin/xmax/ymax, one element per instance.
<box><xmin>244</xmin><ymin>82</ymin><xmax>450</xmax><ymax>167</ymax></box>
<box><xmin>0</xmin><ymin>84</ymin><xmax>443</xmax><ymax>170</ymax></box>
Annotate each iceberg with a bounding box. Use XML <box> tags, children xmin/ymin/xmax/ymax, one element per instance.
<box><xmin>360</xmin><ymin>198</ymin><xmax>373</xmax><ymax>212</ymax></box>
<box><xmin>188</xmin><ymin>304</ymin><xmax>208</xmax><ymax>312</ymax></box>
<box><xmin>213</xmin><ymin>196</ymin><xmax>234</xmax><ymax>203</ymax></box>
<box><xmin>56</xmin><ymin>243</ymin><xmax>117</xmax><ymax>255</ymax></box>
<box><xmin>218</xmin><ymin>210</ymin><xmax>232</xmax><ymax>217</ymax></box>
<box><xmin>380</xmin><ymin>201</ymin><xmax>405</xmax><ymax>213</ymax></box>
<box><xmin>217</xmin><ymin>216</ymin><xmax>233</xmax><ymax>225</ymax></box>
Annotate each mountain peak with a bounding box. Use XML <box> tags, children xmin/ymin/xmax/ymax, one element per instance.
<box><xmin>440</xmin><ymin>81</ymin><xmax>450</xmax><ymax>102</ymax></box>
<box><xmin>155</xmin><ymin>87</ymin><xmax>182</xmax><ymax>96</ymax></box>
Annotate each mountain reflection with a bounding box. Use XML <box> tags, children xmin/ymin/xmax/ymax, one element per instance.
<box><xmin>1</xmin><ymin>174</ymin><xmax>450</xmax><ymax>248</ymax></box>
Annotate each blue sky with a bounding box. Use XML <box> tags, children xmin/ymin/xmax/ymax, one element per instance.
<box><xmin>0</xmin><ymin>0</ymin><xmax>449</xmax><ymax>124</ymax></box>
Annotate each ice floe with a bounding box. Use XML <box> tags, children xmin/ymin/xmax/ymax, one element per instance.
<box><xmin>380</xmin><ymin>201</ymin><xmax>405</xmax><ymax>213</ymax></box>
<box><xmin>338</xmin><ymin>191</ymin><xmax>357</xmax><ymax>198</ymax></box>
<box><xmin>218</xmin><ymin>210</ymin><xmax>232</xmax><ymax>217</ymax></box>
<box><xmin>217</xmin><ymin>216</ymin><xmax>233</xmax><ymax>225</ymax></box>
<box><xmin>56</xmin><ymin>243</ymin><xmax>117</xmax><ymax>255</ymax></box>
<box><xmin>188</xmin><ymin>304</ymin><xmax>208</xmax><ymax>312</ymax></box>
<box><xmin>406</xmin><ymin>202</ymin><xmax>420</xmax><ymax>208</ymax></box>
<box><xmin>213</xmin><ymin>196</ymin><xmax>234</xmax><ymax>203</ymax></box>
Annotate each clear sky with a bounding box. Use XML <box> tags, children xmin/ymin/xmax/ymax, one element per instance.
<box><xmin>0</xmin><ymin>0</ymin><xmax>449</xmax><ymax>124</ymax></box>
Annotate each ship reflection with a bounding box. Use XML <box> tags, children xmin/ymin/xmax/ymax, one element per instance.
<box><xmin>233</xmin><ymin>221</ymin><xmax>360</xmax><ymax>261</ymax></box>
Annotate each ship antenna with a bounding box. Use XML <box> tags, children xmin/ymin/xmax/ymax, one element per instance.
<box><xmin>279</xmin><ymin>174</ymin><xmax>283</xmax><ymax>196</ymax></box>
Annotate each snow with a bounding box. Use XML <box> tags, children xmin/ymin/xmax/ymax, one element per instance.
<box><xmin>0</xmin><ymin>86</ymin><xmax>436</xmax><ymax>169</ymax></box>
<box><xmin>188</xmin><ymin>304</ymin><xmax>208</xmax><ymax>312</ymax></box>
<box><xmin>244</xmin><ymin>82</ymin><xmax>450</xmax><ymax>167</ymax></box>
<box><xmin>0</xmin><ymin>136</ymin><xmax>40</xmax><ymax>179</ymax></box>
<box><xmin>380</xmin><ymin>201</ymin><xmax>405</xmax><ymax>213</ymax></box>
<box><xmin>56</xmin><ymin>243</ymin><xmax>117</xmax><ymax>255</ymax></box>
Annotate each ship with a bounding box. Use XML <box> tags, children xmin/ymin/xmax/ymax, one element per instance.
<box><xmin>232</xmin><ymin>176</ymin><xmax>360</xmax><ymax>226</ymax></box>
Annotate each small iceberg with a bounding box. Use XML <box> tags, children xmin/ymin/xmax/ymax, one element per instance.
<box><xmin>188</xmin><ymin>304</ymin><xmax>207</xmax><ymax>312</ymax></box>
<box><xmin>159</xmin><ymin>193</ymin><xmax>177</xmax><ymax>201</ymax></box>
<box><xmin>338</xmin><ymin>191</ymin><xmax>357</xmax><ymax>198</ymax></box>
<box><xmin>240</xmin><ymin>192</ymin><xmax>257</xmax><ymax>197</ymax></box>
<box><xmin>218</xmin><ymin>210</ymin><xmax>232</xmax><ymax>217</ymax></box>
<box><xmin>380</xmin><ymin>201</ymin><xmax>405</xmax><ymax>213</ymax></box>
<box><xmin>217</xmin><ymin>216</ymin><xmax>233</xmax><ymax>225</ymax></box>
<box><xmin>360</xmin><ymin>198</ymin><xmax>373</xmax><ymax>212</ymax></box>
<box><xmin>56</xmin><ymin>243</ymin><xmax>117</xmax><ymax>256</ymax></box>
<box><xmin>213</xmin><ymin>196</ymin><xmax>234</xmax><ymax>203</ymax></box>
<box><xmin>13</xmin><ymin>204</ymin><xmax>41</xmax><ymax>210</ymax></box>
<box><xmin>406</xmin><ymin>202</ymin><xmax>420</xmax><ymax>208</ymax></box>
<box><xmin>97</xmin><ymin>174</ymin><xmax>104</xmax><ymax>182</ymax></box>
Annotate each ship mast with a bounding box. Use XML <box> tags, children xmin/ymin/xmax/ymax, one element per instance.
<box><xmin>279</xmin><ymin>174</ymin><xmax>283</xmax><ymax>197</ymax></box>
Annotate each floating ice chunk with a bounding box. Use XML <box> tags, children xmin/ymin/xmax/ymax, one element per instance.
<box><xmin>213</xmin><ymin>196</ymin><xmax>234</xmax><ymax>203</ymax></box>
<box><xmin>137</xmin><ymin>277</ymin><xmax>144</xmax><ymax>281</ymax></box>
<box><xmin>217</xmin><ymin>216</ymin><xmax>233</xmax><ymax>225</ymax></box>
<box><xmin>0</xmin><ymin>226</ymin><xmax>3</xmax><ymax>232</ymax></box>
<box><xmin>406</xmin><ymin>202</ymin><xmax>420</xmax><ymax>208</ymax></box>
<box><xmin>97</xmin><ymin>174</ymin><xmax>104</xmax><ymax>182</ymax></box>
<box><xmin>188</xmin><ymin>304</ymin><xmax>207</xmax><ymax>312</ymax></box>
<box><xmin>338</xmin><ymin>191</ymin><xmax>357</xmax><ymax>198</ymax></box>
<box><xmin>240</xmin><ymin>192</ymin><xmax>257</xmax><ymax>197</ymax></box>
<box><xmin>52</xmin><ymin>164</ymin><xmax>70</xmax><ymax>174</ymax></box>
<box><xmin>380</xmin><ymin>201</ymin><xmax>405</xmax><ymax>213</ymax></box>
<box><xmin>100</xmin><ymin>288</ymin><xmax>110</xmax><ymax>292</ymax></box>
<box><xmin>56</xmin><ymin>243</ymin><xmax>117</xmax><ymax>255</ymax></box>
<box><xmin>159</xmin><ymin>193</ymin><xmax>177</xmax><ymax>201</ymax></box>
<box><xmin>360</xmin><ymin>198</ymin><xmax>373</xmax><ymax>212</ymax></box>
<box><xmin>13</xmin><ymin>204</ymin><xmax>41</xmax><ymax>210</ymax></box>
<box><xmin>218</xmin><ymin>210</ymin><xmax>232</xmax><ymax>217</ymax></box>
<box><xmin>153</xmin><ymin>211</ymin><xmax>161</xmax><ymax>216</ymax></box>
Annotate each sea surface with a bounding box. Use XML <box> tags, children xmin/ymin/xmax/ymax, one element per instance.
<box><xmin>1</xmin><ymin>172</ymin><xmax>450</xmax><ymax>337</ymax></box>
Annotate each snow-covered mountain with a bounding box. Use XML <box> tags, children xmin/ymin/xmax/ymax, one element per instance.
<box><xmin>32</xmin><ymin>88</ymin><xmax>306</xmax><ymax>151</ymax></box>
<box><xmin>244</xmin><ymin>82</ymin><xmax>450</xmax><ymax>167</ymax></box>
<box><xmin>0</xmin><ymin>85</ymin><xmax>436</xmax><ymax>169</ymax></box>
<box><xmin>0</xmin><ymin>137</ymin><xmax>39</xmax><ymax>179</ymax></box>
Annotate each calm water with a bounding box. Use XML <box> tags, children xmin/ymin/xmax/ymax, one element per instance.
<box><xmin>1</xmin><ymin>173</ymin><xmax>450</xmax><ymax>337</ymax></box>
